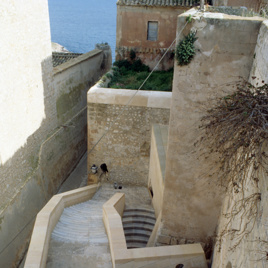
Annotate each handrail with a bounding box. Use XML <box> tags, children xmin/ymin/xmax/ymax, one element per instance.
<box><xmin>103</xmin><ymin>193</ymin><xmax>208</xmax><ymax>268</ymax></box>
<box><xmin>24</xmin><ymin>184</ymin><xmax>99</xmax><ymax>268</ymax></box>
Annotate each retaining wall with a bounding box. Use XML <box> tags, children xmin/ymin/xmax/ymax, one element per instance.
<box><xmin>0</xmin><ymin>1</ymin><xmax>111</xmax><ymax>265</ymax></box>
<box><xmin>212</xmin><ymin>20</ymin><xmax>268</xmax><ymax>268</ymax></box>
<box><xmin>157</xmin><ymin>9</ymin><xmax>264</xmax><ymax>247</ymax></box>
<box><xmin>87</xmin><ymin>87</ymin><xmax>171</xmax><ymax>187</ymax></box>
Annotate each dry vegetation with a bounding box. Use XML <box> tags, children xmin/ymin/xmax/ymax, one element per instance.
<box><xmin>200</xmin><ymin>82</ymin><xmax>267</xmax><ymax>251</ymax></box>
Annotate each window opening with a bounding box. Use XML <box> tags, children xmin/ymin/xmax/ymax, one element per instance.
<box><xmin>147</xmin><ymin>21</ymin><xmax>158</xmax><ymax>41</ymax></box>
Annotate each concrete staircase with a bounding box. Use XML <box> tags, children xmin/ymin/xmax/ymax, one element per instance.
<box><xmin>46</xmin><ymin>190</ymin><xmax>113</xmax><ymax>268</ymax></box>
<box><xmin>122</xmin><ymin>207</ymin><xmax>156</xmax><ymax>248</ymax></box>
<box><xmin>46</xmin><ymin>183</ymin><xmax>155</xmax><ymax>267</ymax></box>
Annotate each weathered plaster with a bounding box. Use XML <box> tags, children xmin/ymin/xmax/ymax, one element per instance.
<box><xmin>158</xmin><ymin>11</ymin><xmax>263</xmax><ymax>247</ymax></box>
<box><xmin>0</xmin><ymin>2</ymin><xmax>111</xmax><ymax>266</ymax></box>
<box><xmin>116</xmin><ymin>5</ymin><xmax>186</xmax><ymax>70</ymax></box>
<box><xmin>249</xmin><ymin>20</ymin><xmax>268</xmax><ymax>87</ymax></box>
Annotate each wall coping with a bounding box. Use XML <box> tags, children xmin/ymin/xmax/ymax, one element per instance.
<box><xmin>152</xmin><ymin>124</ymin><xmax>168</xmax><ymax>182</ymax></box>
<box><xmin>103</xmin><ymin>193</ymin><xmax>208</xmax><ymax>268</ymax></box>
<box><xmin>24</xmin><ymin>184</ymin><xmax>99</xmax><ymax>268</ymax></box>
<box><xmin>87</xmin><ymin>86</ymin><xmax>172</xmax><ymax>109</ymax></box>
<box><xmin>53</xmin><ymin>49</ymin><xmax>103</xmax><ymax>75</ymax></box>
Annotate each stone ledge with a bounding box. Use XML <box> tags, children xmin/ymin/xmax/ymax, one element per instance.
<box><xmin>53</xmin><ymin>49</ymin><xmax>103</xmax><ymax>75</ymax></box>
<box><xmin>87</xmin><ymin>86</ymin><xmax>172</xmax><ymax>109</ymax></box>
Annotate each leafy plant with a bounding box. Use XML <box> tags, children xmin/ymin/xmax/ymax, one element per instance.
<box><xmin>129</xmin><ymin>49</ymin><xmax>136</xmax><ymax>61</ymax></box>
<box><xmin>175</xmin><ymin>30</ymin><xmax>197</xmax><ymax>66</ymax></box>
<box><xmin>108</xmin><ymin>59</ymin><xmax>173</xmax><ymax>91</ymax></box>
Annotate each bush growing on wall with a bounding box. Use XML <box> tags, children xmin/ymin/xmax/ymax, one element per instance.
<box><xmin>175</xmin><ymin>30</ymin><xmax>197</xmax><ymax>66</ymax></box>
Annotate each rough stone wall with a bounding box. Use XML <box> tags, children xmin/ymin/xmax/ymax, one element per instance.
<box><xmin>157</xmin><ymin>10</ymin><xmax>264</xmax><ymax>249</ymax></box>
<box><xmin>87</xmin><ymin>88</ymin><xmax>171</xmax><ymax>187</ymax></box>
<box><xmin>249</xmin><ymin>20</ymin><xmax>268</xmax><ymax>87</ymax></box>
<box><xmin>0</xmin><ymin>1</ymin><xmax>111</xmax><ymax>266</ymax></box>
<box><xmin>212</xmin><ymin>20</ymin><xmax>268</xmax><ymax>268</ymax></box>
<box><xmin>212</xmin><ymin>0</ymin><xmax>262</xmax><ymax>12</ymax></box>
<box><xmin>116</xmin><ymin>5</ymin><xmax>186</xmax><ymax>70</ymax></box>
<box><xmin>211</xmin><ymin>150</ymin><xmax>268</xmax><ymax>268</ymax></box>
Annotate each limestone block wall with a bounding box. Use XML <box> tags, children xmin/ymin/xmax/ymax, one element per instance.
<box><xmin>87</xmin><ymin>87</ymin><xmax>171</xmax><ymax>186</ymax></box>
<box><xmin>0</xmin><ymin>1</ymin><xmax>112</xmax><ymax>266</ymax></box>
<box><xmin>157</xmin><ymin>10</ymin><xmax>264</xmax><ymax>249</ymax></box>
<box><xmin>249</xmin><ymin>20</ymin><xmax>268</xmax><ymax>87</ymax></box>
<box><xmin>44</xmin><ymin>47</ymin><xmax>112</xmax><ymax>193</ymax></box>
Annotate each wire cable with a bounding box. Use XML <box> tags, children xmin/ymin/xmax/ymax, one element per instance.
<box><xmin>88</xmin><ymin>21</ymin><xmax>189</xmax><ymax>155</ymax></box>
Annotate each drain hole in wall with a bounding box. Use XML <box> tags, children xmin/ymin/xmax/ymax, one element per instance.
<box><xmin>175</xmin><ymin>265</ymin><xmax>184</xmax><ymax>268</ymax></box>
<box><xmin>118</xmin><ymin>186</ymin><xmax>122</xmax><ymax>189</ymax></box>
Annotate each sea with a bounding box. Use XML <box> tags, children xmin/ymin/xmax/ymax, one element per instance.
<box><xmin>48</xmin><ymin>0</ymin><xmax>117</xmax><ymax>61</ymax></box>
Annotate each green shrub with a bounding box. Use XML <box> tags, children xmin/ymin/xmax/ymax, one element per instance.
<box><xmin>176</xmin><ymin>31</ymin><xmax>197</xmax><ymax>66</ymax></box>
<box><xmin>129</xmin><ymin>49</ymin><xmax>136</xmax><ymax>61</ymax></box>
<box><xmin>108</xmin><ymin>60</ymin><xmax>173</xmax><ymax>91</ymax></box>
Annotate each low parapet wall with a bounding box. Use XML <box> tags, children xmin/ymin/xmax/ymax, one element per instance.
<box><xmin>103</xmin><ymin>193</ymin><xmax>208</xmax><ymax>268</ymax></box>
<box><xmin>148</xmin><ymin>124</ymin><xmax>168</xmax><ymax>219</ymax></box>
<box><xmin>24</xmin><ymin>184</ymin><xmax>99</xmax><ymax>268</ymax></box>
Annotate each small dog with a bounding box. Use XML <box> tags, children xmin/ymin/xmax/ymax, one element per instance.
<box><xmin>100</xmin><ymin>163</ymin><xmax>109</xmax><ymax>180</ymax></box>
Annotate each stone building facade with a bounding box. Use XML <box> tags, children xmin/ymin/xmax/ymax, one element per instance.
<box><xmin>116</xmin><ymin>0</ymin><xmax>200</xmax><ymax>70</ymax></box>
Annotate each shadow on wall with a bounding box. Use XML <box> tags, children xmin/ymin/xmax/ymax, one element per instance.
<box><xmin>0</xmin><ymin>47</ymin><xmax>112</xmax><ymax>267</ymax></box>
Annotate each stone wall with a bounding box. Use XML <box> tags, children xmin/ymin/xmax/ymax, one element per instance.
<box><xmin>116</xmin><ymin>5</ymin><xmax>186</xmax><ymax>70</ymax></box>
<box><xmin>211</xmin><ymin>150</ymin><xmax>268</xmax><ymax>268</ymax></box>
<box><xmin>249</xmin><ymin>20</ymin><xmax>268</xmax><ymax>87</ymax></box>
<box><xmin>212</xmin><ymin>0</ymin><xmax>262</xmax><ymax>12</ymax></box>
<box><xmin>87</xmin><ymin>87</ymin><xmax>171</xmax><ymax>187</ymax></box>
<box><xmin>0</xmin><ymin>1</ymin><xmax>111</xmax><ymax>266</ymax></box>
<box><xmin>156</xmin><ymin>9</ymin><xmax>264</xmax><ymax>250</ymax></box>
<box><xmin>212</xmin><ymin>20</ymin><xmax>268</xmax><ymax>268</ymax></box>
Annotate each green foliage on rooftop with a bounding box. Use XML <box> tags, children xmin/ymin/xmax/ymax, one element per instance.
<box><xmin>108</xmin><ymin>59</ymin><xmax>173</xmax><ymax>91</ymax></box>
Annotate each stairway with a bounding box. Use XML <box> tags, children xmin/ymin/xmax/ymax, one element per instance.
<box><xmin>122</xmin><ymin>207</ymin><xmax>156</xmax><ymax>248</ymax></box>
<box><xmin>46</xmin><ymin>194</ymin><xmax>113</xmax><ymax>268</ymax></box>
<box><xmin>46</xmin><ymin>183</ymin><xmax>155</xmax><ymax>267</ymax></box>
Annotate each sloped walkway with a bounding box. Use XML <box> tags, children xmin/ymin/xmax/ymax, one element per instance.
<box><xmin>46</xmin><ymin>183</ymin><xmax>153</xmax><ymax>268</ymax></box>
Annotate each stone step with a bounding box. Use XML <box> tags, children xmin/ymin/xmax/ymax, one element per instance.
<box><xmin>123</xmin><ymin>211</ymin><xmax>156</xmax><ymax>220</ymax></box>
<box><xmin>123</xmin><ymin>222</ymin><xmax>155</xmax><ymax>232</ymax></box>
<box><xmin>124</xmin><ymin>208</ymin><xmax>155</xmax><ymax>215</ymax></box>
<box><xmin>125</xmin><ymin>236</ymin><xmax>149</xmax><ymax>243</ymax></box>
<box><xmin>124</xmin><ymin>229</ymin><xmax>152</xmax><ymax>238</ymax></box>
<box><xmin>127</xmin><ymin>242</ymin><xmax>149</xmax><ymax>249</ymax></box>
<box><xmin>122</xmin><ymin>217</ymin><xmax>156</xmax><ymax>226</ymax></box>
<box><xmin>122</xmin><ymin>206</ymin><xmax>156</xmax><ymax>249</ymax></box>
